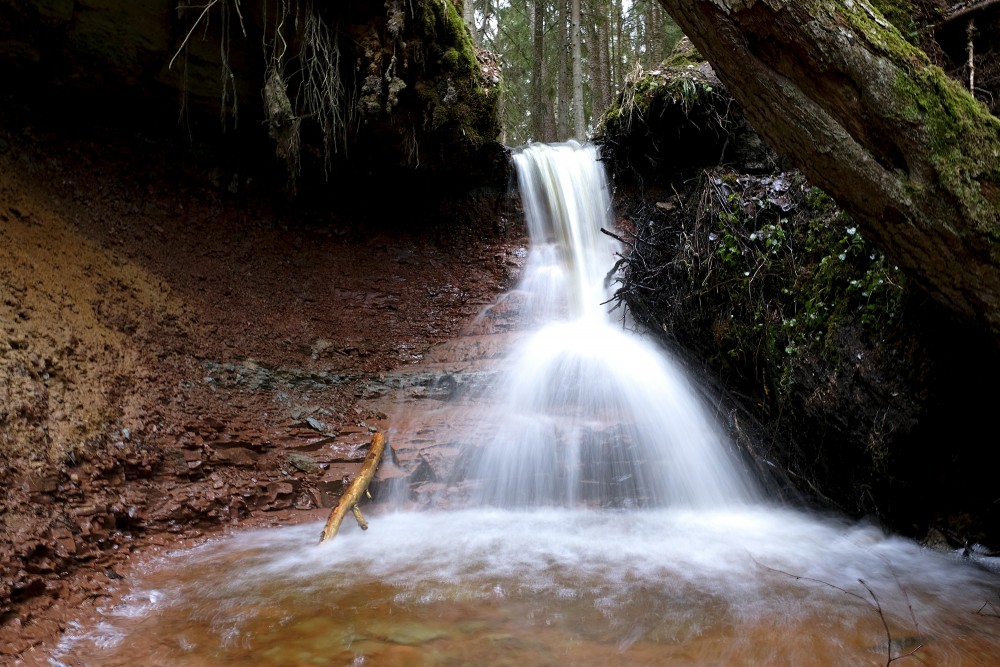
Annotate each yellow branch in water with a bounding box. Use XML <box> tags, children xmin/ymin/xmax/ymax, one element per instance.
<box><xmin>319</xmin><ymin>432</ymin><xmax>385</xmax><ymax>543</ymax></box>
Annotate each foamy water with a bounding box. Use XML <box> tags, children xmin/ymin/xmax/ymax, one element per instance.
<box><xmin>55</xmin><ymin>509</ymin><xmax>1000</xmax><ymax>666</ymax></box>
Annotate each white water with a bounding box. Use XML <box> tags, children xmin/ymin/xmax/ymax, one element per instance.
<box><xmin>53</xmin><ymin>143</ymin><xmax>1000</xmax><ymax>666</ymax></box>
<box><xmin>465</xmin><ymin>141</ymin><xmax>758</xmax><ymax>508</ymax></box>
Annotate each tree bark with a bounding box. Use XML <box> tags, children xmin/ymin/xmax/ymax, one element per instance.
<box><xmin>557</xmin><ymin>0</ymin><xmax>572</xmax><ymax>139</ymax></box>
<box><xmin>591</xmin><ymin>0</ymin><xmax>614</xmax><ymax>118</ymax></box>
<box><xmin>463</xmin><ymin>0</ymin><xmax>478</xmax><ymax>46</ymax></box>
<box><xmin>571</xmin><ymin>0</ymin><xmax>586</xmax><ymax>138</ymax></box>
<box><xmin>612</xmin><ymin>0</ymin><xmax>624</xmax><ymax>88</ymax></box>
<box><xmin>645</xmin><ymin>1</ymin><xmax>658</xmax><ymax>67</ymax></box>
<box><xmin>532</xmin><ymin>0</ymin><xmax>547</xmax><ymax>142</ymax></box>
<box><xmin>656</xmin><ymin>0</ymin><xmax>1000</xmax><ymax>335</ymax></box>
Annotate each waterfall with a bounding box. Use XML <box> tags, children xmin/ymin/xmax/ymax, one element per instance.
<box><xmin>465</xmin><ymin>141</ymin><xmax>759</xmax><ymax>508</ymax></box>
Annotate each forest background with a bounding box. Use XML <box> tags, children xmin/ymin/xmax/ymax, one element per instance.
<box><xmin>460</xmin><ymin>0</ymin><xmax>682</xmax><ymax>143</ymax></box>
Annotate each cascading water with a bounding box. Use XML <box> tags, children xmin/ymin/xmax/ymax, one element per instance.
<box><xmin>54</xmin><ymin>143</ymin><xmax>1000</xmax><ymax>667</ymax></box>
<box><xmin>466</xmin><ymin>141</ymin><xmax>758</xmax><ymax>508</ymax></box>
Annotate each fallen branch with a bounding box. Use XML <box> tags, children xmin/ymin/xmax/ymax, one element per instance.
<box><xmin>319</xmin><ymin>431</ymin><xmax>385</xmax><ymax>543</ymax></box>
<box><xmin>600</xmin><ymin>226</ymin><xmax>630</xmax><ymax>246</ymax></box>
<box><xmin>941</xmin><ymin>0</ymin><xmax>1000</xmax><ymax>25</ymax></box>
<box><xmin>750</xmin><ymin>555</ymin><xmax>924</xmax><ymax>666</ymax></box>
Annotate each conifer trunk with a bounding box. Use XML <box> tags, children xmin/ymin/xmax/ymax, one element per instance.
<box><xmin>571</xmin><ymin>0</ymin><xmax>585</xmax><ymax>138</ymax></box>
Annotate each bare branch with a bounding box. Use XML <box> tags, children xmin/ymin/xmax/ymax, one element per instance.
<box><xmin>751</xmin><ymin>555</ymin><xmax>925</xmax><ymax>666</ymax></box>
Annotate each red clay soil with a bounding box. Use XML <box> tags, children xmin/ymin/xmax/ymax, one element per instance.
<box><xmin>0</xmin><ymin>114</ymin><xmax>518</xmax><ymax>664</ymax></box>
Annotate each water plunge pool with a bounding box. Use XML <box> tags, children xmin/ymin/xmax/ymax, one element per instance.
<box><xmin>56</xmin><ymin>508</ymin><xmax>1000</xmax><ymax>665</ymax></box>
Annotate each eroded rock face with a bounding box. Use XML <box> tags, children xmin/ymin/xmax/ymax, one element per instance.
<box><xmin>0</xmin><ymin>0</ymin><xmax>505</xmax><ymax>194</ymax></box>
<box><xmin>0</xmin><ymin>109</ymin><xmax>518</xmax><ymax>659</ymax></box>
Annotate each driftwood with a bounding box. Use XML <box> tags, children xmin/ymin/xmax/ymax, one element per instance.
<box><xmin>319</xmin><ymin>431</ymin><xmax>385</xmax><ymax>543</ymax></box>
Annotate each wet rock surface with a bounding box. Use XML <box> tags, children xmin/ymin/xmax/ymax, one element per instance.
<box><xmin>0</xmin><ymin>108</ymin><xmax>520</xmax><ymax>663</ymax></box>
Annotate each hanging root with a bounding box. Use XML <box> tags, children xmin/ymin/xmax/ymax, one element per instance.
<box><xmin>296</xmin><ymin>4</ymin><xmax>354</xmax><ymax>176</ymax></box>
<box><xmin>260</xmin><ymin>1</ymin><xmax>355</xmax><ymax>182</ymax></box>
<box><xmin>170</xmin><ymin>0</ymin><xmax>247</xmax><ymax>127</ymax></box>
<box><xmin>171</xmin><ymin>1</ymin><xmax>356</xmax><ymax>182</ymax></box>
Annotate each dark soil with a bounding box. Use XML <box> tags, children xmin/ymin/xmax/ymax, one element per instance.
<box><xmin>0</xmin><ymin>109</ymin><xmax>518</xmax><ymax>664</ymax></box>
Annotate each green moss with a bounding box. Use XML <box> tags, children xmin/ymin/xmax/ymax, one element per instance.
<box><xmin>869</xmin><ymin>0</ymin><xmax>920</xmax><ymax>45</ymax></box>
<box><xmin>442</xmin><ymin>48</ymin><xmax>460</xmax><ymax>71</ymax></box>
<box><xmin>661</xmin><ymin>45</ymin><xmax>704</xmax><ymax>69</ymax></box>
<box><xmin>419</xmin><ymin>0</ymin><xmax>478</xmax><ymax>74</ymax></box>
<box><xmin>835</xmin><ymin>2</ymin><xmax>1000</xmax><ymax>239</ymax></box>
<box><xmin>891</xmin><ymin>64</ymin><xmax>1000</xmax><ymax>236</ymax></box>
<box><xmin>597</xmin><ymin>64</ymin><xmax>719</xmax><ymax>139</ymax></box>
<box><xmin>406</xmin><ymin>0</ymin><xmax>499</xmax><ymax>155</ymax></box>
<box><xmin>834</xmin><ymin>2</ymin><xmax>929</xmax><ymax>66</ymax></box>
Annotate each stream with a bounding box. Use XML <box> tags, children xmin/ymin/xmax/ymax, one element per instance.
<box><xmin>53</xmin><ymin>143</ymin><xmax>1000</xmax><ymax>666</ymax></box>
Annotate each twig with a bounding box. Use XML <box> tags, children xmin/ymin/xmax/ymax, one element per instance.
<box><xmin>975</xmin><ymin>595</ymin><xmax>1000</xmax><ymax>618</ymax></box>
<box><xmin>751</xmin><ymin>555</ymin><xmax>924</xmax><ymax>666</ymax></box>
<box><xmin>750</xmin><ymin>555</ymin><xmax>869</xmax><ymax>604</ymax></box>
<box><xmin>600</xmin><ymin>226</ymin><xmax>631</xmax><ymax>246</ymax></box>
<box><xmin>859</xmin><ymin>579</ymin><xmax>924</xmax><ymax>664</ymax></box>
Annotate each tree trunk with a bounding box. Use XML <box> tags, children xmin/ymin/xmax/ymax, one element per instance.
<box><xmin>478</xmin><ymin>0</ymin><xmax>493</xmax><ymax>48</ymax></box>
<box><xmin>463</xmin><ymin>0</ymin><xmax>478</xmax><ymax>46</ymax></box>
<box><xmin>589</xmin><ymin>0</ymin><xmax>613</xmax><ymax>118</ymax></box>
<box><xmin>571</xmin><ymin>0</ymin><xmax>585</xmax><ymax>138</ymax></box>
<box><xmin>612</xmin><ymin>0</ymin><xmax>624</xmax><ymax>89</ymax></box>
<box><xmin>644</xmin><ymin>0</ymin><xmax>655</xmax><ymax>67</ymax></box>
<box><xmin>532</xmin><ymin>0</ymin><xmax>547</xmax><ymax>142</ymax></box>
<box><xmin>656</xmin><ymin>0</ymin><xmax>1000</xmax><ymax>335</ymax></box>
<box><xmin>557</xmin><ymin>0</ymin><xmax>572</xmax><ymax>139</ymax></box>
<box><xmin>600</xmin><ymin>9</ymin><xmax>613</xmax><ymax>110</ymax></box>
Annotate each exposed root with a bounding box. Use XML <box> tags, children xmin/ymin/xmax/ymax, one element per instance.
<box><xmin>172</xmin><ymin>0</ymin><xmax>356</xmax><ymax>183</ymax></box>
<box><xmin>295</xmin><ymin>6</ymin><xmax>355</xmax><ymax>174</ymax></box>
<box><xmin>170</xmin><ymin>0</ymin><xmax>247</xmax><ymax>127</ymax></box>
